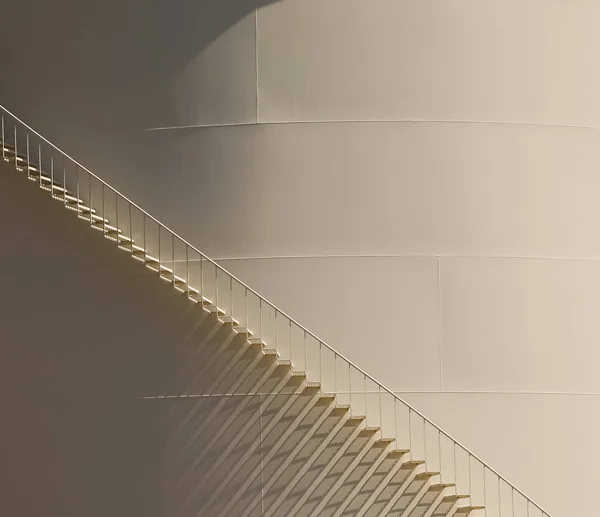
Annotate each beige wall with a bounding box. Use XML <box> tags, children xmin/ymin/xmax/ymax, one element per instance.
<box><xmin>156</xmin><ymin>1</ymin><xmax>599</xmax><ymax>516</ymax></box>
<box><xmin>2</xmin><ymin>0</ymin><xmax>600</xmax><ymax>516</ymax></box>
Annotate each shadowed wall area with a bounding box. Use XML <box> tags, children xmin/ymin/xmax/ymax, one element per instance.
<box><xmin>0</xmin><ymin>160</ymin><xmax>272</xmax><ymax>516</ymax></box>
<box><xmin>0</xmin><ymin>0</ymin><xmax>278</xmax><ymax>200</ymax></box>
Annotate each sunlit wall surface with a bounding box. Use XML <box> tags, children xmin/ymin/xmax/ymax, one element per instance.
<box><xmin>2</xmin><ymin>1</ymin><xmax>600</xmax><ymax>516</ymax></box>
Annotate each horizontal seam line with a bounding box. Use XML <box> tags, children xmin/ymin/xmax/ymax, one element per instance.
<box><xmin>395</xmin><ymin>390</ymin><xmax>600</xmax><ymax>396</ymax></box>
<box><xmin>136</xmin><ymin>391</ymin><xmax>600</xmax><ymax>398</ymax></box>
<box><xmin>200</xmin><ymin>254</ymin><xmax>600</xmax><ymax>263</ymax></box>
<box><xmin>143</xmin><ymin>119</ymin><xmax>600</xmax><ymax>132</ymax></box>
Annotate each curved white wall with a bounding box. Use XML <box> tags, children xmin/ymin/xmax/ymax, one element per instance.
<box><xmin>151</xmin><ymin>2</ymin><xmax>600</xmax><ymax>516</ymax></box>
<box><xmin>2</xmin><ymin>1</ymin><xmax>600</xmax><ymax>516</ymax></box>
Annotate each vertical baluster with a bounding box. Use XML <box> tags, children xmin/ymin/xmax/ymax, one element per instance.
<box><xmin>186</xmin><ymin>245</ymin><xmax>190</xmax><ymax>297</ymax></box>
<box><xmin>304</xmin><ymin>330</ymin><xmax>307</xmax><ymax>372</ymax></box>
<box><xmin>468</xmin><ymin>453</ymin><xmax>473</xmax><ymax>505</ymax></box>
<box><xmin>348</xmin><ymin>363</ymin><xmax>352</xmax><ymax>409</ymax></box>
<box><xmin>423</xmin><ymin>418</ymin><xmax>428</xmax><ymax>467</ymax></box>
<box><xmin>408</xmin><ymin>409</ymin><xmax>413</xmax><ymax>460</ymax></box>
<box><xmin>454</xmin><ymin>442</ymin><xmax>458</xmax><ymax>492</ymax></box>
<box><xmin>200</xmin><ymin>255</ymin><xmax>204</xmax><ymax>301</ymax></box>
<box><xmin>319</xmin><ymin>342</ymin><xmax>322</xmax><ymax>386</ymax></box>
<box><xmin>128</xmin><ymin>203</ymin><xmax>132</xmax><ymax>249</ymax></box>
<box><xmin>511</xmin><ymin>489</ymin><xmax>515</xmax><ymax>517</ymax></box>
<box><xmin>1</xmin><ymin>115</ymin><xmax>4</xmax><ymax>160</ymax></box>
<box><xmin>334</xmin><ymin>353</ymin><xmax>337</xmax><ymax>395</ymax></box>
<box><xmin>76</xmin><ymin>165</ymin><xmax>80</xmax><ymax>214</ymax></box>
<box><xmin>14</xmin><ymin>126</ymin><xmax>18</xmax><ymax>170</ymax></box>
<box><xmin>89</xmin><ymin>171</ymin><xmax>93</xmax><ymax>224</ymax></box>
<box><xmin>498</xmin><ymin>477</ymin><xmax>502</xmax><ymax>517</ymax></box>
<box><xmin>274</xmin><ymin>309</ymin><xmax>278</xmax><ymax>352</ymax></box>
<box><xmin>214</xmin><ymin>264</ymin><xmax>218</xmax><ymax>309</ymax></box>
<box><xmin>115</xmin><ymin>191</ymin><xmax>119</xmax><ymax>245</ymax></box>
<box><xmin>259</xmin><ymin>298</ymin><xmax>263</xmax><ymax>340</ymax></box>
<box><xmin>394</xmin><ymin>399</ymin><xmax>398</xmax><ymax>445</ymax></box>
<box><xmin>364</xmin><ymin>375</ymin><xmax>368</xmax><ymax>420</ymax></box>
<box><xmin>245</xmin><ymin>288</ymin><xmax>248</xmax><ymax>330</ymax></box>
<box><xmin>26</xmin><ymin>132</ymin><xmax>30</xmax><ymax>178</ymax></box>
<box><xmin>378</xmin><ymin>385</ymin><xmax>382</xmax><ymax>430</ymax></box>
<box><xmin>158</xmin><ymin>224</ymin><xmax>161</xmax><ymax>274</ymax></box>
<box><xmin>101</xmin><ymin>183</ymin><xmax>105</xmax><ymax>233</ymax></box>
<box><xmin>50</xmin><ymin>155</ymin><xmax>54</xmax><ymax>194</ymax></box>
<box><xmin>38</xmin><ymin>143</ymin><xmax>42</xmax><ymax>187</ymax></box>
<box><xmin>172</xmin><ymin>234</ymin><xmax>175</xmax><ymax>286</ymax></box>
<box><xmin>230</xmin><ymin>276</ymin><xmax>233</xmax><ymax>316</ymax></box>
<box><xmin>63</xmin><ymin>155</ymin><xmax>66</xmax><ymax>205</ymax></box>
<box><xmin>483</xmin><ymin>465</ymin><xmax>488</xmax><ymax>517</ymax></box>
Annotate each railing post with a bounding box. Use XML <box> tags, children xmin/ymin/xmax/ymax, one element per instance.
<box><xmin>186</xmin><ymin>245</ymin><xmax>190</xmax><ymax>297</ymax></box>
<box><xmin>128</xmin><ymin>202</ymin><xmax>132</xmax><ymax>248</ymax></box>
<box><xmin>50</xmin><ymin>155</ymin><xmax>54</xmax><ymax>193</ymax></box>
<box><xmin>26</xmin><ymin>132</ymin><xmax>30</xmax><ymax>178</ymax></box>
<box><xmin>200</xmin><ymin>255</ymin><xmax>204</xmax><ymax>300</ymax></box>
<box><xmin>63</xmin><ymin>155</ymin><xmax>67</xmax><ymax>206</ymax></box>
<box><xmin>115</xmin><ymin>191</ymin><xmax>119</xmax><ymax>245</ymax></box>
<box><xmin>102</xmin><ymin>184</ymin><xmax>106</xmax><ymax>233</ymax></box>
<box><xmin>38</xmin><ymin>143</ymin><xmax>42</xmax><ymax>187</ymax></box>
<box><xmin>14</xmin><ymin>125</ymin><xmax>17</xmax><ymax>169</ymax></box>
<box><xmin>172</xmin><ymin>233</ymin><xmax>175</xmax><ymax>285</ymax></box>
<box><xmin>1</xmin><ymin>115</ymin><xmax>5</xmax><ymax>160</ymax></box>
<box><xmin>89</xmin><ymin>173</ymin><xmax>93</xmax><ymax>224</ymax></box>
<box><xmin>76</xmin><ymin>165</ymin><xmax>80</xmax><ymax>214</ymax></box>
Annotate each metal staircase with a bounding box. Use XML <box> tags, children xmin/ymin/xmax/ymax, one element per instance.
<box><xmin>0</xmin><ymin>104</ymin><xmax>553</xmax><ymax>517</ymax></box>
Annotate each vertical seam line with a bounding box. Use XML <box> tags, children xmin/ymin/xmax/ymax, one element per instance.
<box><xmin>255</xmin><ymin>8</ymin><xmax>260</xmax><ymax>123</ymax></box>
<box><xmin>438</xmin><ymin>257</ymin><xmax>443</xmax><ymax>391</ymax></box>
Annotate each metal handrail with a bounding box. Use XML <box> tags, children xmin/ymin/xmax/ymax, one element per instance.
<box><xmin>0</xmin><ymin>103</ymin><xmax>553</xmax><ymax>517</ymax></box>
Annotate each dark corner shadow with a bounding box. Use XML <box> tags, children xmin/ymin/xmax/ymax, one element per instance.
<box><xmin>0</xmin><ymin>0</ymin><xmax>283</xmax><ymax>212</ymax></box>
<box><xmin>0</xmin><ymin>0</ymin><xmax>282</xmax><ymax>130</ymax></box>
<box><xmin>0</xmin><ymin>160</ymin><xmax>264</xmax><ymax>516</ymax></box>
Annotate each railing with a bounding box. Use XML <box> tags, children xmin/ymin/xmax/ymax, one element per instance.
<box><xmin>0</xmin><ymin>103</ymin><xmax>553</xmax><ymax>517</ymax></box>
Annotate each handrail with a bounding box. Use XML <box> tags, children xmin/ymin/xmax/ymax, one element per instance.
<box><xmin>0</xmin><ymin>103</ymin><xmax>554</xmax><ymax>517</ymax></box>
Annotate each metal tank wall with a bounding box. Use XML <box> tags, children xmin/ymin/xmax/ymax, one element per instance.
<box><xmin>2</xmin><ymin>1</ymin><xmax>600</xmax><ymax>516</ymax></box>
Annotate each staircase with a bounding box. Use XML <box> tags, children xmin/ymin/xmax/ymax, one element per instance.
<box><xmin>0</xmin><ymin>104</ymin><xmax>553</xmax><ymax>517</ymax></box>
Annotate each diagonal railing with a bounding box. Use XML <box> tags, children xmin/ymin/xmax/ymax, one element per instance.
<box><xmin>0</xmin><ymin>103</ymin><xmax>553</xmax><ymax>517</ymax></box>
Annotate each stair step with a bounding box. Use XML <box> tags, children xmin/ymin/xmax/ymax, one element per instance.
<box><xmin>454</xmin><ymin>506</ymin><xmax>486</xmax><ymax>514</ymax></box>
<box><xmin>318</xmin><ymin>392</ymin><xmax>336</xmax><ymax>399</ymax></box>
<box><xmin>205</xmin><ymin>304</ymin><xmax>226</xmax><ymax>316</ymax></box>
<box><xmin>78</xmin><ymin>213</ymin><xmax>107</xmax><ymax>223</ymax></box>
<box><xmin>92</xmin><ymin>221</ymin><xmax>120</xmax><ymax>233</ymax></box>
<box><xmin>42</xmin><ymin>183</ymin><xmax>68</xmax><ymax>194</ymax></box>
<box><xmin>444</xmin><ymin>495</ymin><xmax>471</xmax><ymax>501</ymax></box>
<box><xmin>335</xmin><ymin>404</ymin><xmax>351</xmax><ymax>410</ymax></box>
<box><xmin>232</xmin><ymin>326</ymin><xmax>252</xmax><ymax>336</ymax></box>
<box><xmin>248</xmin><ymin>337</ymin><xmax>266</xmax><ymax>346</ymax></box>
